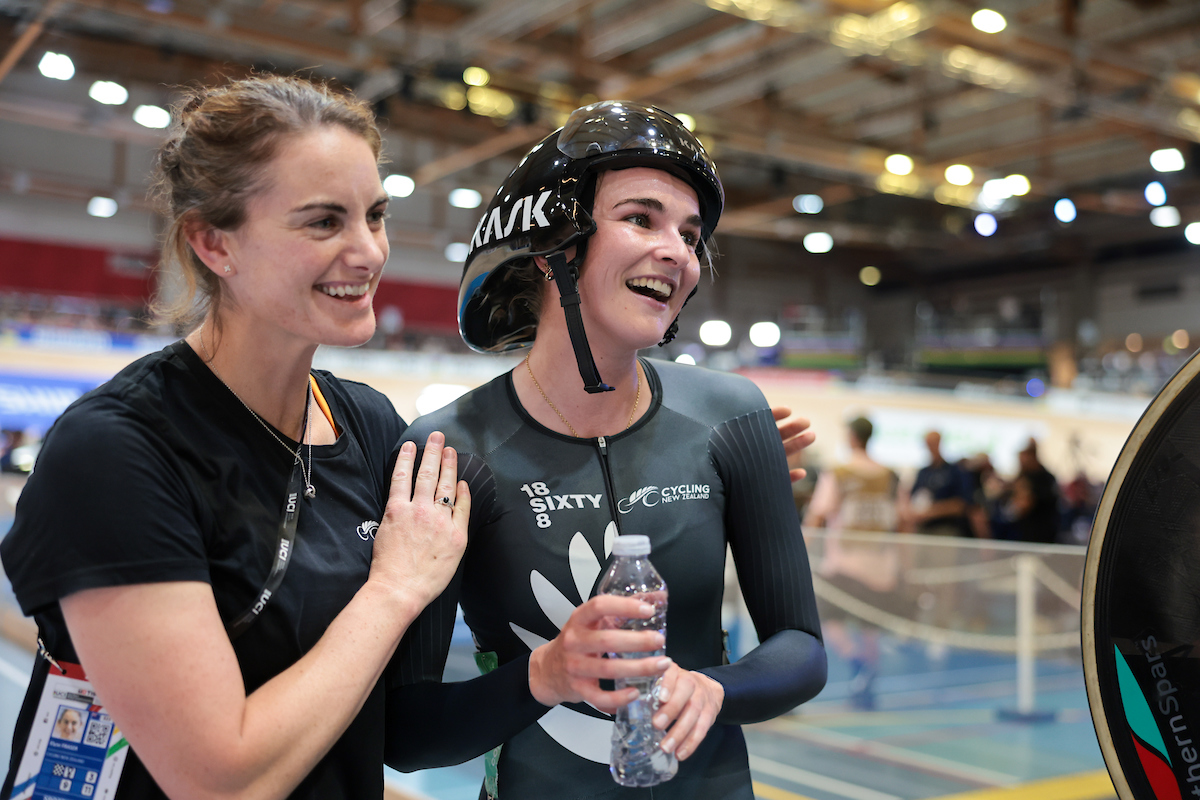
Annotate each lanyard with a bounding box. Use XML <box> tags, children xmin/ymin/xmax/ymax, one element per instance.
<box><xmin>226</xmin><ymin>456</ymin><xmax>303</xmax><ymax>641</ymax></box>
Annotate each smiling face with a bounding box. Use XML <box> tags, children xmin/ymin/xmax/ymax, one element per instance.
<box><xmin>217</xmin><ymin>124</ymin><xmax>389</xmax><ymax>348</ymax></box>
<box><xmin>566</xmin><ymin>167</ymin><xmax>702</xmax><ymax>353</ymax></box>
<box><xmin>55</xmin><ymin>709</ymin><xmax>81</xmax><ymax>740</ymax></box>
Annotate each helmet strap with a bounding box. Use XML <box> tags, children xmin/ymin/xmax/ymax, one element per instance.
<box><xmin>658</xmin><ymin>286</ymin><xmax>698</xmax><ymax>347</ymax></box>
<box><xmin>547</xmin><ymin>250</ymin><xmax>614</xmax><ymax>394</ymax></box>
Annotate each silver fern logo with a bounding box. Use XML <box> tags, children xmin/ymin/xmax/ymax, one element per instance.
<box><xmin>356</xmin><ymin>520</ymin><xmax>379</xmax><ymax>541</ymax></box>
<box><xmin>510</xmin><ymin>521</ymin><xmax>620</xmax><ymax>764</ymax></box>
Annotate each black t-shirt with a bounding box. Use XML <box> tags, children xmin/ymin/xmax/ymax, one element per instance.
<box><xmin>403</xmin><ymin>358</ymin><xmax>825</xmax><ymax>800</ymax></box>
<box><xmin>0</xmin><ymin>341</ymin><xmax>545</xmax><ymax>799</ymax></box>
<box><xmin>911</xmin><ymin>461</ymin><xmax>972</xmax><ymax>535</ymax></box>
<box><xmin>1017</xmin><ymin>466</ymin><xmax>1060</xmax><ymax>544</ymax></box>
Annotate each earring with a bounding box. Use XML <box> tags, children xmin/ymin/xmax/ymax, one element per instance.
<box><xmin>223</xmin><ymin>265</ymin><xmax>232</xmax><ymax>274</ymax></box>
<box><xmin>544</xmin><ymin>267</ymin><xmax>554</xmax><ymax>281</ymax></box>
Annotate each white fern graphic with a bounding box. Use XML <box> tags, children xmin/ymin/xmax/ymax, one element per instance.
<box><xmin>509</xmin><ymin>521</ymin><xmax>618</xmax><ymax>763</ymax></box>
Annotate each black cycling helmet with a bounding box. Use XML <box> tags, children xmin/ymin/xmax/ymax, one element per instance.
<box><xmin>458</xmin><ymin>100</ymin><xmax>723</xmax><ymax>392</ymax></box>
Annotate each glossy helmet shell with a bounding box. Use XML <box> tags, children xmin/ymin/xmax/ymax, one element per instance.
<box><xmin>458</xmin><ymin>101</ymin><xmax>724</xmax><ymax>353</ymax></box>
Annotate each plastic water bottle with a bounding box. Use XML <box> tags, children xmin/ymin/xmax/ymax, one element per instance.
<box><xmin>596</xmin><ymin>535</ymin><xmax>678</xmax><ymax>787</ymax></box>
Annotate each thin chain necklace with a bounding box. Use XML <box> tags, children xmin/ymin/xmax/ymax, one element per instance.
<box><xmin>197</xmin><ymin>326</ymin><xmax>316</xmax><ymax>499</ymax></box>
<box><xmin>524</xmin><ymin>354</ymin><xmax>640</xmax><ymax>438</ymax></box>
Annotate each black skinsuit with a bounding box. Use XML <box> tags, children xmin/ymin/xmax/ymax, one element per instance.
<box><xmin>403</xmin><ymin>358</ymin><xmax>825</xmax><ymax>799</ymax></box>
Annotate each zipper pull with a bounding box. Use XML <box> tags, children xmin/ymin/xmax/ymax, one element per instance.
<box><xmin>598</xmin><ymin>435</ymin><xmax>607</xmax><ymax>455</ymax></box>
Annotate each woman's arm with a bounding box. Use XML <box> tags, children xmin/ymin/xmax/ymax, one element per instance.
<box><xmin>704</xmin><ymin>407</ymin><xmax>827</xmax><ymax>721</ymax></box>
<box><xmin>62</xmin><ymin>434</ymin><xmax>470</xmax><ymax>800</ymax></box>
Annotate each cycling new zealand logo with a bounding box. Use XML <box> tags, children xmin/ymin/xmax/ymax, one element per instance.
<box><xmin>1114</xmin><ymin>635</ymin><xmax>1198</xmax><ymax>800</ymax></box>
<box><xmin>617</xmin><ymin>483</ymin><xmax>710</xmax><ymax>514</ymax></box>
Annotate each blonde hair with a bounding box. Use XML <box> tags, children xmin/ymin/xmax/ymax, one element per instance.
<box><xmin>149</xmin><ymin>75</ymin><xmax>382</xmax><ymax>329</ymax></box>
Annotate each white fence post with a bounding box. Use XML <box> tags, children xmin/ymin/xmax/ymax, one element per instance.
<box><xmin>1014</xmin><ymin>553</ymin><xmax>1037</xmax><ymax>716</ymax></box>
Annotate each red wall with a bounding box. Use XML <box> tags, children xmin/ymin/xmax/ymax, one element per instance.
<box><xmin>0</xmin><ymin>238</ymin><xmax>155</xmax><ymax>302</ymax></box>
<box><xmin>372</xmin><ymin>279</ymin><xmax>458</xmax><ymax>333</ymax></box>
<box><xmin>0</xmin><ymin>236</ymin><xmax>459</xmax><ymax>331</ymax></box>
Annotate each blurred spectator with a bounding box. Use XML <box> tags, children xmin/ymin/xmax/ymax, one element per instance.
<box><xmin>807</xmin><ymin>417</ymin><xmax>897</xmax><ymax>533</ymax></box>
<box><xmin>1060</xmin><ymin>471</ymin><xmax>1100</xmax><ymax>545</ymax></box>
<box><xmin>899</xmin><ymin>431</ymin><xmax>972</xmax><ymax>536</ymax></box>
<box><xmin>1012</xmin><ymin>438</ymin><xmax>1060</xmax><ymax>544</ymax></box>
<box><xmin>0</xmin><ymin>430</ymin><xmax>24</xmax><ymax>473</ymax></box>
<box><xmin>805</xmin><ymin>416</ymin><xmax>898</xmax><ymax>709</ymax></box>
<box><xmin>960</xmin><ymin>453</ymin><xmax>994</xmax><ymax>538</ymax></box>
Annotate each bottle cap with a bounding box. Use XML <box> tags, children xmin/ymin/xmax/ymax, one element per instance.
<box><xmin>611</xmin><ymin>535</ymin><xmax>651</xmax><ymax>556</ymax></box>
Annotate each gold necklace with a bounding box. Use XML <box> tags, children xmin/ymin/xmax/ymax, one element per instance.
<box><xmin>197</xmin><ymin>325</ymin><xmax>316</xmax><ymax>498</ymax></box>
<box><xmin>524</xmin><ymin>354</ymin><xmax>640</xmax><ymax>438</ymax></box>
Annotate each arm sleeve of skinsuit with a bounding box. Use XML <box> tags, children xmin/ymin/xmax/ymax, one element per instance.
<box><xmin>383</xmin><ymin>653</ymin><xmax>549</xmax><ymax>771</ymax></box>
<box><xmin>699</xmin><ymin>407</ymin><xmax>828</xmax><ymax>726</ymax></box>
<box><xmin>381</xmin><ymin>451</ymin><xmax>551</xmax><ymax>769</ymax></box>
<box><xmin>381</xmin><ymin>450</ymin><xmax>497</xmax><ymax>688</ymax></box>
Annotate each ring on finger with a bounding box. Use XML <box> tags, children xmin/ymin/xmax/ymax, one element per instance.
<box><xmin>438</xmin><ymin>496</ymin><xmax>454</xmax><ymax>507</ymax></box>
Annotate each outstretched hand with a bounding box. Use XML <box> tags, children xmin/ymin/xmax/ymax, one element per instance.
<box><xmin>772</xmin><ymin>406</ymin><xmax>816</xmax><ymax>482</ymax></box>
<box><xmin>529</xmin><ymin>595</ymin><xmax>671</xmax><ymax>713</ymax></box>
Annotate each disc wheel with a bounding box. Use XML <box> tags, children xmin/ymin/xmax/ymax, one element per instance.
<box><xmin>1084</xmin><ymin>348</ymin><xmax>1200</xmax><ymax>800</ymax></box>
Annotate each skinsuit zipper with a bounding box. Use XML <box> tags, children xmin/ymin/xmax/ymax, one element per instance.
<box><xmin>596</xmin><ymin>436</ymin><xmax>626</xmax><ymax>537</ymax></box>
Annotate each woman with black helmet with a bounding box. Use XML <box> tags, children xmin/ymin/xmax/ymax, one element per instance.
<box><xmin>404</xmin><ymin>101</ymin><xmax>827</xmax><ymax>799</ymax></box>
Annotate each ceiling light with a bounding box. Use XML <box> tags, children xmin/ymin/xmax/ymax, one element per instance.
<box><xmin>444</xmin><ymin>242</ymin><xmax>469</xmax><ymax>262</ymax></box>
<box><xmin>749</xmin><ymin>321</ymin><xmax>781</xmax><ymax>348</ymax></box>
<box><xmin>944</xmin><ymin>164</ymin><xmax>973</xmax><ymax>186</ymax></box>
<box><xmin>673</xmin><ymin>112</ymin><xmax>696</xmax><ymax>131</ymax></box>
<box><xmin>466</xmin><ymin>86</ymin><xmax>515</xmax><ymax>118</ymax></box>
<box><xmin>88</xmin><ymin>80</ymin><xmax>128</xmax><ymax>105</ymax></box>
<box><xmin>977</xmin><ymin>178</ymin><xmax>1013</xmax><ymax>210</ymax></box>
<box><xmin>884</xmin><ymin>153</ymin><xmax>913</xmax><ymax>175</ymax></box>
<box><xmin>383</xmin><ymin>174</ymin><xmax>415</xmax><ymax>198</ymax></box>
<box><xmin>1186</xmin><ymin>222</ymin><xmax>1200</xmax><ymax>244</ymax></box>
<box><xmin>792</xmin><ymin>194</ymin><xmax>823</xmax><ymax>214</ymax></box>
<box><xmin>1054</xmin><ymin>198</ymin><xmax>1076</xmax><ymax>223</ymax></box>
<box><xmin>1150</xmin><ymin>205</ymin><xmax>1181</xmax><ymax>227</ymax></box>
<box><xmin>803</xmin><ymin>232</ymin><xmax>833</xmax><ymax>253</ymax></box>
<box><xmin>973</xmin><ymin>212</ymin><xmax>997</xmax><ymax>236</ymax></box>
<box><xmin>38</xmin><ymin>52</ymin><xmax>74</xmax><ymax>81</ymax></box>
<box><xmin>971</xmin><ymin>9</ymin><xmax>1007</xmax><ymax>33</ymax></box>
<box><xmin>1004</xmin><ymin>174</ymin><xmax>1031</xmax><ymax>196</ymax></box>
<box><xmin>1150</xmin><ymin>147</ymin><xmax>1185</xmax><ymax>172</ymax></box>
<box><xmin>859</xmin><ymin>266</ymin><xmax>881</xmax><ymax>286</ymax></box>
<box><xmin>462</xmin><ymin>67</ymin><xmax>490</xmax><ymax>87</ymax></box>
<box><xmin>699</xmin><ymin>320</ymin><xmax>732</xmax><ymax>347</ymax></box>
<box><xmin>133</xmin><ymin>104</ymin><xmax>171</xmax><ymax>128</ymax></box>
<box><xmin>674</xmin><ymin>354</ymin><xmax>697</xmax><ymax>365</ymax></box>
<box><xmin>449</xmin><ymin>188</ymin><xmax>482</xmax><ymax>209</ymax></box>
<box><xmin>1144</xmin><ymin>181</ymin><xmax>1166</xmax><ymax>207</ymax></box>
<box><xmin>87</xmin><ymin>197</ymin><xmax>117</xmax><ymax>218</ymax></box>
<box><xmin>1126</xmin><ymin>332</ymin><xmax>1142</xmax><ymax>352</ymax></box>
<box><xmin>935</xmin><ymin>184</ymin><xmax>977</xmax><ymax>207</ymax></box>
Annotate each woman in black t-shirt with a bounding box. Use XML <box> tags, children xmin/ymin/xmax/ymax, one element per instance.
<box><xmin>0</xmin><ymin>76</ymin><xmax>672</xmax><ymax>800</ymax></box>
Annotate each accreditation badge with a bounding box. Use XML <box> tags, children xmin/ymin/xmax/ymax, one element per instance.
<box><xmin>8</xmin><ymin>659</ymin><xmax>128</xmax><ymax>799</ymax></box>
<box><xmin>1084</xmin><ymin>348</ymin><xmax>1200</xmax><ymax>800</ymax></box>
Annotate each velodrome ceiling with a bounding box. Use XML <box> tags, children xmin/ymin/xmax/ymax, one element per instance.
<box><xmin>1</xmin><ymin>0</ymin><xmax>1200</xmax><ymax>291</ymax></box>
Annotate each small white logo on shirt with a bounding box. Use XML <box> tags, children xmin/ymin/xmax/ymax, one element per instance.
<box><xmin>357</xmin><ymin>520</ymin><xmax>379</xmax><ymax>541</ymax></box>
<box><xmin>617</xmin><ymin>484</ymin><xmax>710</xmax><ymax>513</ymax></box>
